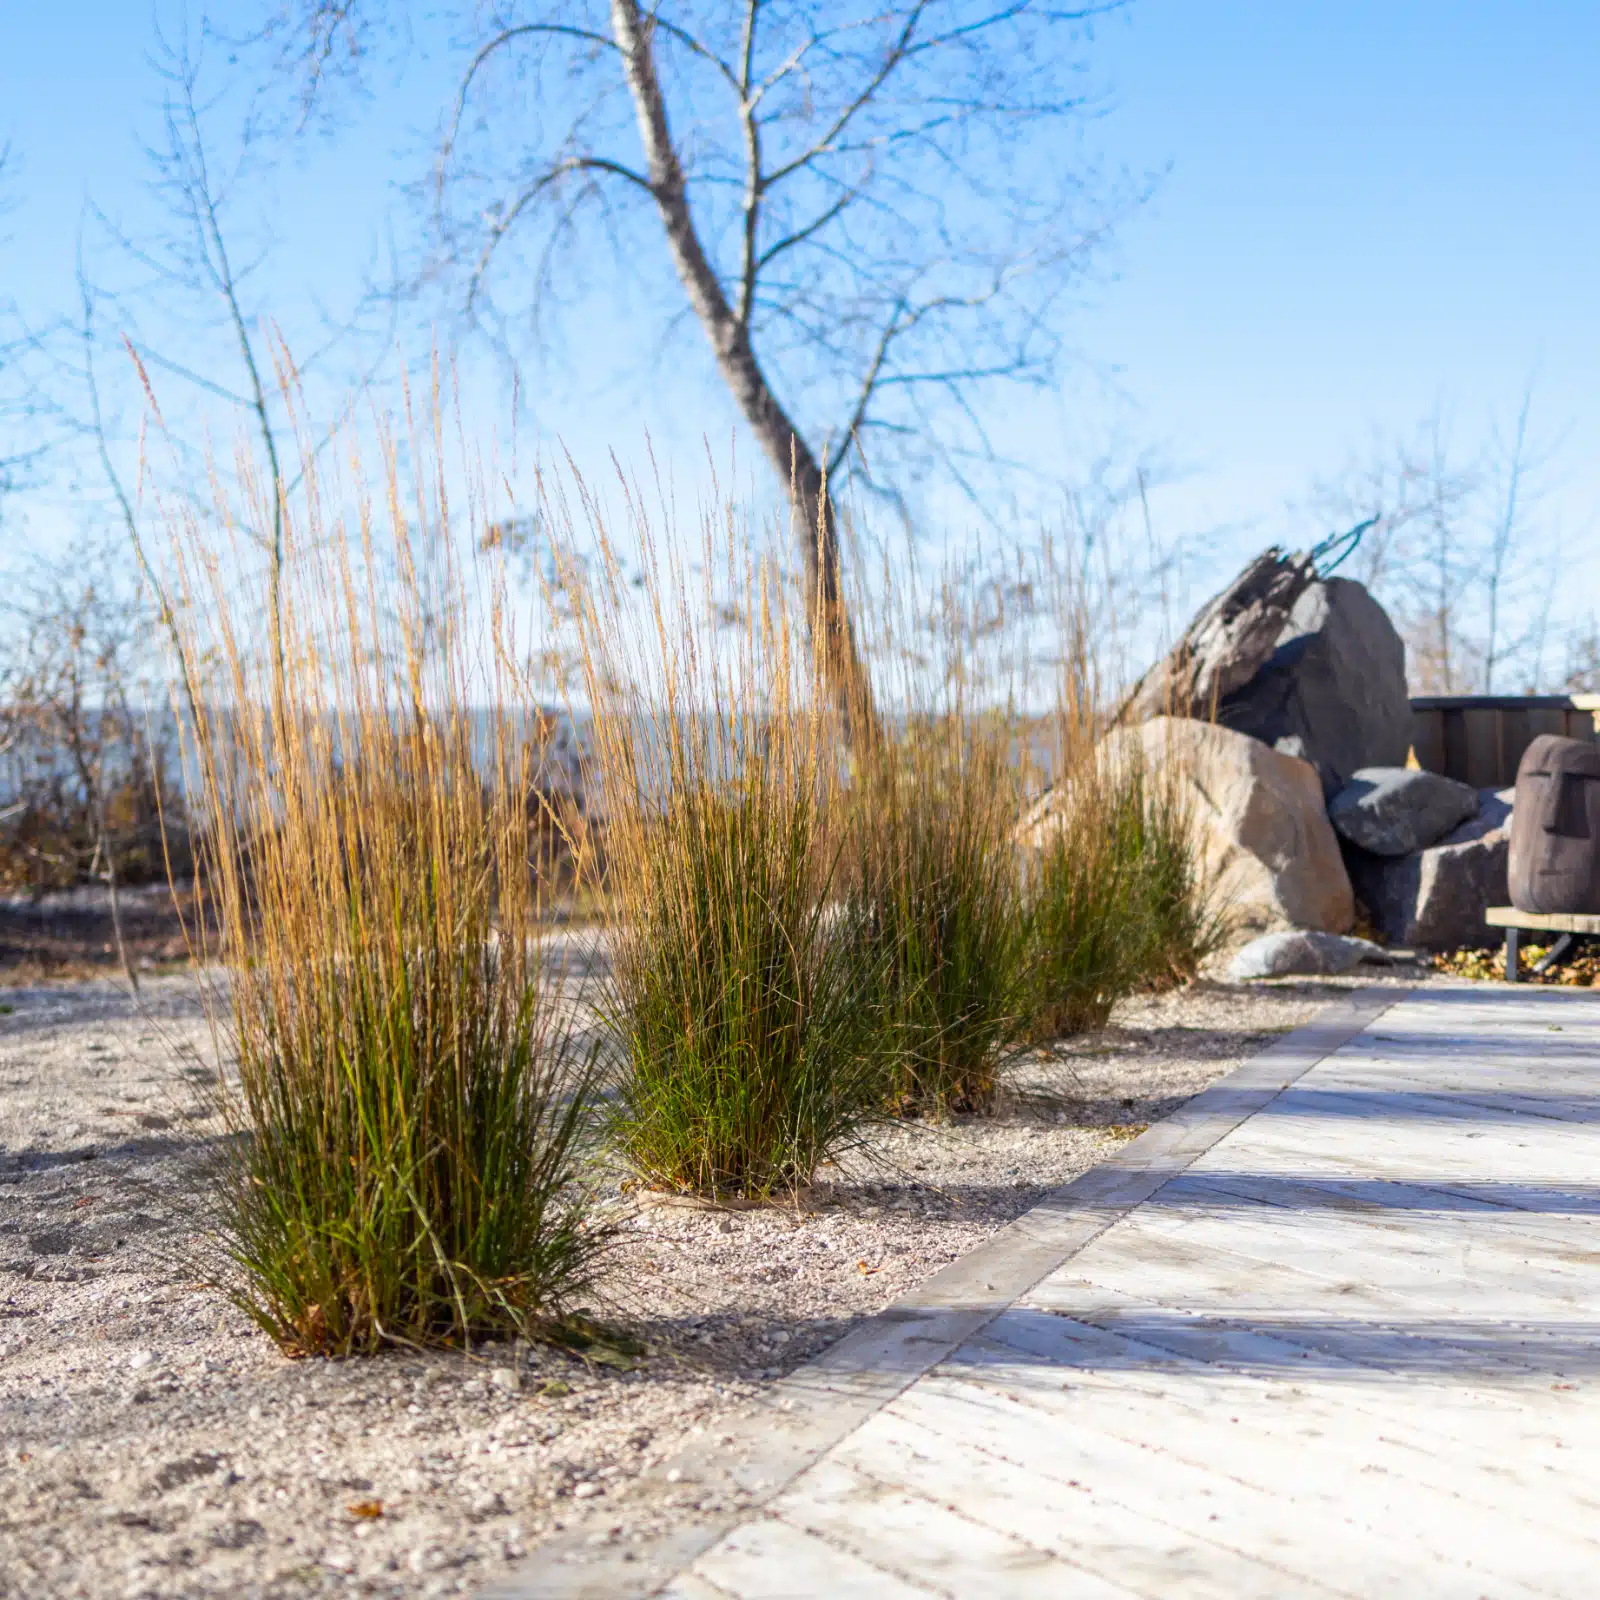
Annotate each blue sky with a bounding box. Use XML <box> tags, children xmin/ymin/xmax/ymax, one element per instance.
<box><xmin>1079</xmin><ymin>2</ymin><xmax>1599</xmax><ymax>543</ymax></box>
<box><xmin>3</xmin><ymin>1</ymin><xmax>1596</xmax><ymax>671</ymax></box>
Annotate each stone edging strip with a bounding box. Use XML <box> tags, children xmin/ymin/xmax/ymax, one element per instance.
<box><xmin>486</xmin><ymin>984</ymin><xmax>1408</xmax><ymax>1599</ymax></box>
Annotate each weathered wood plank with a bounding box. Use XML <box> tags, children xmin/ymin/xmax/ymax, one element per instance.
<box><xmin>1188</xmin><ymin>1115</ymin><xmax>1600</xmax><ymax>1187</ymax></box>
<box><xmin>658</xmin><ymin>1575</ymin><xmax>738</xmax><ymax>1600</ymax></box>
<box><xmin>769</xmin><ymin>1457</ymin><xmax>1135</xmax><ymax>1599</ymax></box>
<box><xmin>1124</xmin><ymin>1198</ymin><xmax>1600</xmax><ymax>1290</ymax></box>
<box><xmin>688</xmin><ymin>1517</ymin><xmax>942</xmax><ymax>1599</ymax></box>
<box><xmin>1487</xmin><ymin>907</ymin><xmax>1600</xmax><ymax>935</ymax></box>
<box><xmin>956</xmin><ymin>1314</ymin><xmax>1600</xmax><ymax>1512</ymax></box>
<box><xmin>1054</xmin><ymin>1216</ymin><xmax>1595</xmax><ymax>1335</ymax></box>
<box><xmin>884</xmin><ymin>1371</ymin><xmax>1569</xmax><ymax>1598</ymax></box>
<box><xmin>833</xmin><ymin>1407</ymin><xmax>1341</xmax><ymax>1600</ymax></box>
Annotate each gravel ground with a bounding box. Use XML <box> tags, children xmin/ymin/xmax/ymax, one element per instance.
<box><xmin>0</xmin><ymin>967</ymin><xmax>1428</xmax><ymax>1598</ymax></box>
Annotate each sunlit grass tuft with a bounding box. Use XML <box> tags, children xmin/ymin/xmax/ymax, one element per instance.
<box><xmin>568</xmin><ymin>515</ymin><xmax>892</xmax><ymax>1201</ymax></box>
<box><xmin>845</xmin><ymin>725</ymin><xmax>1029</xmax><ymax>1115</ymax></box>
<box><xmin>170</xmin><ymin>425</ymin><xmax>608</xmax><ymax>1356</ymax></box>
<box><xmin>1024</xmin><ymin>737</ymin><xmax>1222</xmax><ymax>1039</ymax></box>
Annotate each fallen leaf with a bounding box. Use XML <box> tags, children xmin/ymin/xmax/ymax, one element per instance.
<box><xmin>856</xmin><ymin>1260</ymin><xmax>880</xmax><ymax>1276</ymax></box>
<box><xmin>346</xmin><ymin>1499</ymin><xmax>384</xmax><ymax>1520</ymax></box>
<box><xmin>537</xmin><ymin>1379</ymin><xmax>572</xmax><ymax>1398</ymax></box>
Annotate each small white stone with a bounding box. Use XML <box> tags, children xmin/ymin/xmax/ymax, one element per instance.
<box><xmin>664</xmin><ymin>1468</ymin><xmax>682</xmax><ymax>1484</ymax></box>
<box><xmin>127</xmin><ymin>1349</ymin><xmax>156</xmax><ymax>1371</ymax></box>
<box><xmin>573</xmin><ymin>1481</ymin><xmax>602</xmax><ymax>1499</ymax></box>
<box><xmin>489</xmin><ymin>1366</ymin><xmax>520</xmax><ymax>1394</ymax></box>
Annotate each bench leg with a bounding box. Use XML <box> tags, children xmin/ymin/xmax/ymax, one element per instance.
<box><xmin>1532</xmin><ymin>932</ymin><xmax>1576</xmax><ymax>975</ymax></box>
<box><xmin>1505</xmin><ymin>926</ymin><xmax>1520</xmax><ymax>982</ymax></box>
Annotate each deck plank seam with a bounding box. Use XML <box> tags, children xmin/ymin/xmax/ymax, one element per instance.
<box><xmin>486</xmin><ymin>986</ymin><xmax>1407</xmax><ymax>1599</ymax></box>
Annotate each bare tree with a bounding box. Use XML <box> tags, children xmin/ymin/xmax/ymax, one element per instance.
<box><xmin>90</xmin><ymin>27</ymin><xmax>296</xmax><ymax>710</ymax></box>
<box><xmin>0</xmin><ymin>538</ymin><xmax>189</xmax><ymax>987</ymax></box>
<box><xmin>0</xmin><ymin>143</ymin><xmax>61</xmax><ymax>521</ymax></box>
<box><xmin>1307</xmin><ymin>392</ymin><xmax>1564</xmax><ymax>696</ymax></box>
<box><xmin>1565</xmin><ymin>614</ymin><xmax>1600</xmax><ymax>694</ymax></box>
<box><xmin>1481</xmin><ymin>387</ymin><xmax>1554</xmax><ymax>693</ymax></box>
<box><xmin>75</xmin><ymin>23</ymin><xmax>395</xmax><ymax>723</ymax></box>
<box><xmin>258</xmin><ymin>0</ymin><xmax>1130</xmax><ymax>736</ymax></box>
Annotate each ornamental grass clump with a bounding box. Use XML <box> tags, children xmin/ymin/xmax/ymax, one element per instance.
<box><xmin>1120</xmin><ymin>752</ymin><xmax>1224</xmax><ymax>991</ymax></box>
<box><xmin>601</xmin><ymin>751</ymin><xmax>891</xmax><ymax>1199</ymax></box>
<box><xmin>567</xmin><ymin>512</ymin><xmax>890</xmax><ymax>1201</ymax></box>
<box><xmin>1024</xmin><ymin>738</ymin><xmax>1220</xmax><ymax>1038</ymax></box>
<box><xmin>170</xmin><ymin>430</ymin><xmax>607</xmax><ymax>1357</ymax></box>
<box><xmin>845</xmin><ymin>726</ymin><xmax>1030</xmax><ymax>1115</ymax></box>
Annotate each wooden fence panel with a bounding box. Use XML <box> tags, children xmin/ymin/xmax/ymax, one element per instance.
<box><xmin>1408</xmin><ymin>696</ymin><xmax>1600</xmax><ymax>789</ymax></box>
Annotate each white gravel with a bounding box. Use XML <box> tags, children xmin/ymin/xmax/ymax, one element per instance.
<box><xmin>0</xmin><ymin>968</ymin><xmax>1425</xmax><ymax>1596</ymax></box>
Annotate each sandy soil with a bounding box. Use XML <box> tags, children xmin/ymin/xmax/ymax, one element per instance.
<box><xmin>0</xmin><ymin>967</ymin><xmax>1426</xmax><ymax>1598</ymax></box>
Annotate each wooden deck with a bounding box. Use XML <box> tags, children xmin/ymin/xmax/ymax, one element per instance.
<box><xmin>654</xmin><ymin>987</ymin><xmax>1600</xmax><ymax>1598</ymax></box>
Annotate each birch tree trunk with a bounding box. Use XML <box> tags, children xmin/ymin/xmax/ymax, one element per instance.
<box><xmin>610</xmin><ymin>0</ymin><xmax>875</xmax><ymax>742</ymax></box>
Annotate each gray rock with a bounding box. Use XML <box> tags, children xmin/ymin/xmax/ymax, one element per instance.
<box><xmin>1328</xmin><ymin>768</ymin><xmax>1480</xmax><ymax>856</ymax></box>
<box><xmin>1349</xmin><ymin>788</ymin><xmax>1514</xmax><ymax>949</ymax></box>
<box><xmin>1019</xmin><ymin>717</ymin><xmax>1354</xmax><ymax>941</ymax></box>
<box><xmin>1452</xmin><ymin>786</ymin><xmax>1514</xmax><ymax>841</ymax></box>
<box><xmin>1228</xmin><ymin>930</ymin><xmax>1387</xmax><ymax>980</ymax></box>
<box><xmin>153</xmin><ymin>1453</ymin><xmax>222</xmax><ymax>1492</ymax></box>
<box><xmin>1218</xmin><ymin>577</ymin><xmax>1411</xmax><ymax>798</ymax></box>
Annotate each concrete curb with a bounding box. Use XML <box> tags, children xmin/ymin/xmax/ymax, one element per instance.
<box><xmin>484</xmin><ymin>984</ymin><xmax>1407</xmax><ymax>1599</ymax></box>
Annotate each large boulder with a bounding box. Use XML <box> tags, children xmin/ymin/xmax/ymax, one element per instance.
<box><xmin>1216</xmin><ymin>577</ymin><xmax>1411</xmax><ymax>798</ymax></box>
<box><xmin>1020</xmin><ymin>716</ymin><xmax>1354</xmax><ymax>942</ymax></box>
<box><xmin>1228</xmin><ymin>930</ymin><xmax>1389</xmax><ymax>980</ymax></box>
<box><xmin>1347</xmin><ymin>788</ymin><xmax>1513</xmax><ymax>949</ymax></box>
<box><xmin>1328</xmin><ymin>767</ymin><xmax>1480</xmax><ymax>857</ymax></box>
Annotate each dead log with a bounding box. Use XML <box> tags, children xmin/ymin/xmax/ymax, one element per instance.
<box><xmin>1115</xmin><ymin>547</ymin><xmax>1317</xmax><ymax>725</ymax></box>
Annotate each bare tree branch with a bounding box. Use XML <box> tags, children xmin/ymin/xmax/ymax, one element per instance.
<box><xmin>258</xmin><ymin>0</ymin><xmax>1136</xmax><ymax>733</ymax></box>
<box><xmin>466</xmin><ymin>155</ymin><xmax>655</xmax><ymax>312</ymax></box>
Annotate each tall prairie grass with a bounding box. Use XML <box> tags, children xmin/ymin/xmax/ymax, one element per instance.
<box><xmin>553</xmin><ymin>493</ymin><xmax>1218</xmax><ymax>1183</ymax></box>
<box><xmin>844</xmin><ymin>724</ymin><xmax>1029</xmax><ymax>1115</ymax></box>
<box><xmin>1021</xmin><ymin>604</ymin><xmax>1222</xmax><ymax>1038</ymax></box>
<box><xmin>168</xmin><ymin>424</ymin><xmax>607</xmax><ymax>1356</ymax></box>
<box><xmin>1023</xmin><ymin>748</ymin><xmax>1220</xmax><ymax>1037</ymax></box>
<box><xmin>157</xmin><ymin>406</ymin><xmax>1218</xmax><ymax>1266</ymax></box>
<box><xmin>564</xmin><ymin>508</ymin><xmax>893</xmax><ymax>1200</ymax></box>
